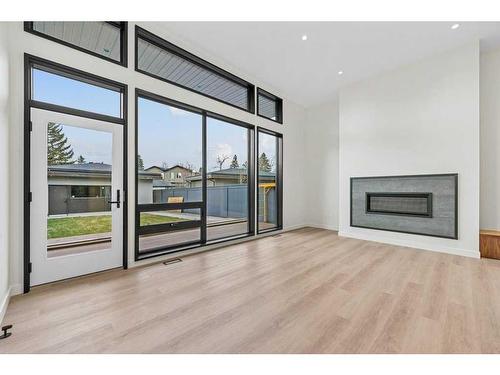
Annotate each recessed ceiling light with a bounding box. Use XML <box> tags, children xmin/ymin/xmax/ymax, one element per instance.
<box><xmin>451</xmin><ymin>23</ymin><xmax>460</xmax><ymax>30</ymax></box>
<box><xmin>301</xmin><ymin>35</ymin><xmax>308</xmax><ymax>41</ymax></box>
<box><xmin>338</xmin><ymin>70</ymin><xmax>344</xmax><ymax>75</ymax></box>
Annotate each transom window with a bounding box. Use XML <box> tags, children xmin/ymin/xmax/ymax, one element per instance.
<box><xmin>135</xmin><ymin>26</ymin><xmax>255</xmax><ymax>113</ymax></box>
<box><xmin>25</xmin><ymin>22</ymin><xmax>128</xmax><ymax>66</ymax></box>
<box><xmin>257</xmin><ymin>88</ymin><xmax>283</xmax><ymax>124</ymax></box>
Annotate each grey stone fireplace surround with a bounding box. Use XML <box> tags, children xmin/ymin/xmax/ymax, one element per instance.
<box><xmin>350</xmin><ymin>174</ymin><xmax>458</xmax><ymax>239</ymax></box>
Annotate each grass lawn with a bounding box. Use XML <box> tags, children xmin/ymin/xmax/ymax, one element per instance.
<box><xmin>47</xmin><ymin>213</ymin><xmax>185</xmax><ymax>239</ymax></box>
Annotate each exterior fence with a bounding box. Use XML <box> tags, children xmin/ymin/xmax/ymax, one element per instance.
<box><xmin>48</xmin><ymin>184</ymin><xmax>277</xmax><ymax>225</ymax></box>
<box><xmin>154</xmin><ymin>184</ymin><xmax>277</xmax><ymax>223</ymax></box>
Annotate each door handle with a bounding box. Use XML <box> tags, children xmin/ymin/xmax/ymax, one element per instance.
<box><xmin>108</xmin><ymin>189</ymin><xmax>121</xmax><ymax>208</ymax></box>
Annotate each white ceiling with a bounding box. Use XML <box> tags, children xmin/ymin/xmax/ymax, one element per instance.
<box><xmin>151</xmin><ymin>22</ymin><xmax>500</xmax><ymax>108</ymax></box>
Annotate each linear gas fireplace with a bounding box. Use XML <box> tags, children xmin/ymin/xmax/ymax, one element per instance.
<box><xmin>351</xmin><ymin>174</ymin><xmax>457</xmax><ymax>239</ymax></box>
<box><xmin>365</xmin><ymin>192</ymin><xmax>432</xmax><ymax>218</ymax></box>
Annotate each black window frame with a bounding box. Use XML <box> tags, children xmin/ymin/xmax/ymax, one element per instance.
<box><xmin>135</xmin><ymin>88</ymin><xmax>256</xmax><ymax>261</ymax></box>
<box><xmin>135</xmin><ymin>26</ymin><xmax>255</xmax><ymax>114</ymax></box>
<box><xmin>257</xmin><ymin>88</ymin><xmax>283</xmax><ymax>124</ymax></box>
<box><xmin>24</xmin><ymin>21</ymin><xmax>128</xmax><ymax>67</ymax></box>
<box><xmin>24</xmin><ymin>54</ymin><xmax>129</xmax><ymax>293</ymax></box>
<box><xmin>257</xmin><ymin>127</ymin><xmax>283</xmax><ymax>234</ymax></box>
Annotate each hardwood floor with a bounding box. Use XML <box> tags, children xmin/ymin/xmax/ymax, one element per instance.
<box><xmin>1</xmin><ymin>227</ymin><xmax>500</xmax><ymax>353</ymax></box>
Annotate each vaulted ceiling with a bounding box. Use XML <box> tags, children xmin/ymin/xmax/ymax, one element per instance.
<box><xmin>149</xmin><ymin>22</ymin><xmax>500</xmax><ymax>107</ymax></box>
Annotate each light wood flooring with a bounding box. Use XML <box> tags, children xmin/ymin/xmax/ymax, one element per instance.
<box><xmin>1</xmin><ymin>227</ymin><xmax>500</xmax><ymax>353</ymax></box>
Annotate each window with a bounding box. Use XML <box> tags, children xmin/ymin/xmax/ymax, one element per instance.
<box><xmin>28</xmin><ymin>56</ymin><xmax>125</xmax><ymax>121</ymax></box>
<box><xmin>206</xmin><ymin>115</ymin><xmax>254</xmax><ymax>241</ymax></box>
<box><xmin>257</xmin><ymin>88</ymin><xmax>283</xmax><ymax>123</ymax></box>
<box><xmin>71</xmin><ymin>186</ymin><xmax>110</xmax><ymax>198</ymax></box>
<box><xmin>136</xmin><ymin>93</ymin><xmax>203</xmax><ymax>256</ymax></box>
<box><xmin>25</xmin><ymin>22</ymin><xmax>127</xmax><ymax>66</ymax></box>
<box><xmin>257</xmin><ymin>128</ymin><xmax>283</xmax><ymax>233</ymax></box>
<box><xmin>136</xmin><ymin>89</ymin><xmax>256</xmax><ymax>259</ymax></box>
<box><xmin>135</xmin><ymin>26</ymin><xmax>255</xmax><ymax>113</ymax></box>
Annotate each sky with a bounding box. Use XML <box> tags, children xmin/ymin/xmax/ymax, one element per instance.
<box><xmin>35</xmin><ymin>68</ymin><xmax>276</xmax><ymax>171</ymax></box>
<box><xmin>60</xmin><ymin>125</ymin><xmax>112</xmax><ymax>165</ymax></box>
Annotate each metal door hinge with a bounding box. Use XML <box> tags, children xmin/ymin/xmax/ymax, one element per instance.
<box><xmin>29</xmin><ymin>121</ymin><xmax>32</xmax><ymax>132</ymax></box>
<box><xmin>28</xmin><ymin>192</ymin><xmax>32</xmax><ymax>202</ymax></box>
<box><xmin>28</xmin><ymin>262</ymin><xmax>32</xmax><ymax>273</ymax></box>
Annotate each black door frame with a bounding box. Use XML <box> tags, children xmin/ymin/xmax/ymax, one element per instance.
<box><xmin>23</xmin><ymin>54</ymin><xmax>129</xmax><ymax>293</ymax></box>
<box><xmin>134</xmin><ymin>88</ymin><xmax>256</xmax><ymax>261</ymax></box>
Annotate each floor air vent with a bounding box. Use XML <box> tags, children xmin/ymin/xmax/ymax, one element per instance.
<box><xmin>163</xmin><ymin>258</ymin><xmax>182</xmax><ymax>266</ymax></box>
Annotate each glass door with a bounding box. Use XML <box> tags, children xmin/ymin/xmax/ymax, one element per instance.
<box><xmin>30</xmin><ymin>108</ymin><xmax>123</xmax><ymax>286</ymax></box>
<box><xmin>136</xmin><ymin>96</ymin><xmax>204</xmax><ymax>255</ymax></box>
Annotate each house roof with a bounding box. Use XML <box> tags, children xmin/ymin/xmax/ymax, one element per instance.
<box><xmin>48</xmin><ymin>163</ymin><xmax>162</xmax><ymax>180</ymax></box>
<box><xmin>145</xmin><ymin>164</ymin><xmax>193</xmax><ymax>173</ymax></box>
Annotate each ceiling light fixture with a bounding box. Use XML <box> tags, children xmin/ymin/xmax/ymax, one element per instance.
<box><xmin>451</xmin><ymin>23</ymin><xmax>460</xmax><ymax>30</ymax></box>
<box><xmin>338</xmin><ymin>71</ymin><xmax>344</xmax><ymax>75</ymax></box>
<box><xmin>301</xmin><ymin>35</ymin><xmax>308</xmax><ymax>41</ymax></box>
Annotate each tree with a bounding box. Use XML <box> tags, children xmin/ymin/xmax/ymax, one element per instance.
<box><xmin>216</xmin><ymin>154</ymin><xmax>230</xmax><ymax>170</ymax></box>
<box><xmin>242</xmin><ymin>161</ymin><xmax>248</xmax><ymax>169</ymax></box>
<box><xmin>161</xmin><ymin>161</ymin><xmax>169</xmax><ymax>170</ymax></box>
<box><xmin>230</xmin><ymin>154</ymin><xmax>239</xmax><ymax>169</ymax></box>
<box><xmin>137</xmin><ymin>154</ymin><xmax>145</xmax><ymax>171</ymax></box>
<box><xmin>76</xmin><ymin>155</ymin><xmax>86</xmax><ymax>164</ymax></box>
<box><xmin>259</xmin><ymin>152</ymin><xmax>272</xmax><ymax>172</ymax></box>
<box><xmin>47</xmin><ymin>122</ymin><xmax>74</xmax><ymax>165</ymax></box>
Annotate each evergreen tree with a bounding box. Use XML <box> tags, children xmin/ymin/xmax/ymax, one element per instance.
<box><xmin>259</xmin><ymin>152</ymin><xmax>272</xmax><ymax>172</ymax></box>
<box><xmin>137</xmin><ymin>154</ymin><xmax>145</xmax><ymax>171</ymax></box>
<box><xmin>230</xmin><ymin>154</ymin><xmax>239</xmax><ymax>169</ymax></box>
<box><xmin>47</xmin><ymin>122</ymin><xmax>74</xmax><ymax>165</ymax></box>
<box><xmin>77</xmin><ymin>155</ymin><xmax>86</xmax><ymax>164</ymax></box>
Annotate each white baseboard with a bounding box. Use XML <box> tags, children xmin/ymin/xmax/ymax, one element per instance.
<box><xmin>0</xmin><ymin>287</ymin><xmax>12</xmax><ymax>325</ymax></box>
<box><xmin>338</xmin><ymin>230</ymin><xmax>480</xmax><ymax>259</ymax></box>
<box><xmin>10</xmin><ymin>284</ymin><xmax>23</xmax><ymax>296</ymax></box>
<box><xmin>306</xmin><ymin>223</ymin><xmax>339</xmax><ymax>232</ymax></box>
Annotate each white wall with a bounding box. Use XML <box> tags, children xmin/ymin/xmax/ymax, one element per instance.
<box><xmin>0</xmin><ymin>23</ymin><xmax>11</xmax><ymax>323</ymax></box>
<box><xmin>480</xmin><ymin>48</ymin><xmax>500</xmax><ymax>230</ymax></box>
<box><xmin>338</xmin><ymin>43</ymin><xmax>480</xmax><ymax>258</ymax></box>
<box><xmin>304</xmin><ymin>99</ymin><xmax>339</xmax><ymax>230</ymax></box>
<box><xmin>5</xmin><ymin>22</ymin><xmax>307</xmax><ymax>294</ymax></box>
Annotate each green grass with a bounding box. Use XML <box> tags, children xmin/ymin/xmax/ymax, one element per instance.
<box><xmin>47</xmin><ymin>213</ymin><xmax>184</xmax><ymax>239</ymax></box>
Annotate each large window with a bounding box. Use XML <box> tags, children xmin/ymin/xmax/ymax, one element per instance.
<box><xmin>25</xmin><ymin>22</ymin><xmax>127</xmax><ymax>66</ymax></box>
<box><xmin>136</xmin><ymin>93</ymin><xmax>203</xmax><ymax>255</ymax></box>
<box><xmin>257</xmin><ymin>88</ymin><xmax>283</xmax><ymax>124</ymax></box>
<box><xmin>135</xmin><ymin>89</ymin><xmax>255</xmax><ymax>259</ymax></box>
<box><xmin>257</xmin><ymin>128</ymin><xmax>283</xmax><ymax>233</ymax></box>
<box><xmin>135</xmin><ymin>26</ymin><xmax>255</xmax><ymax>113</ymax></box>
<box><xmin>206</xmin><ymin>116</ymin><xmax>254</xmax><ymax>241</ymax></box>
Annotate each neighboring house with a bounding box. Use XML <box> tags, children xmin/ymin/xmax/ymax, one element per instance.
<box><xmin>48</xmin><ymin>163</ymin><xmax>161</xmax><ymax>215</ymax></box>
<box><xmin>186</xmin><ymin>167</ymin><xmax>276</xmax><ymax>187</ymax></box>
<box><xmin>144</xmin><ymin>164</ymin><xmax>196</xmax><ymax>187</ymax></box>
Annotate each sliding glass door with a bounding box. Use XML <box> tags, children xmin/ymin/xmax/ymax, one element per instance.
<box><xmin>206</xmin><ymin>115</ymin><xmax>254</xmax><ymax>241</ymax></box>
<box><xmin>136</xmin><ymin>94</ymin><xmax>204</xmax><ymax>256</ymax></box>
<box><xmin>135</xmin><ymin>90</ymin><xmax>255</xmax><ymax>259</ymax></box>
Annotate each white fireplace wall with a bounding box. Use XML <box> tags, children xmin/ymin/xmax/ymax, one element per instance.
<box><xmin>337</xmin><ymin>42</ymin><xmax>480</xmax><ymax>257</ymax></box>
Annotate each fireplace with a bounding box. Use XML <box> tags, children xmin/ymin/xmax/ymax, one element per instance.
<box><xmin>365</xmin><ymin>192</ymin><xmax>432</xmax><ymax>218</ymax></box>
<box><xmin>350</xmin><ymin>174</ymin><xmax>457</xmax><ymax>239</ymax></box>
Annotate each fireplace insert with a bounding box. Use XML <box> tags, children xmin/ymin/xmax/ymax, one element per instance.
<box><xmin>365</xmin><ymin>192</ymin><xmax>432</xmax><ymax>218</ymax></box>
